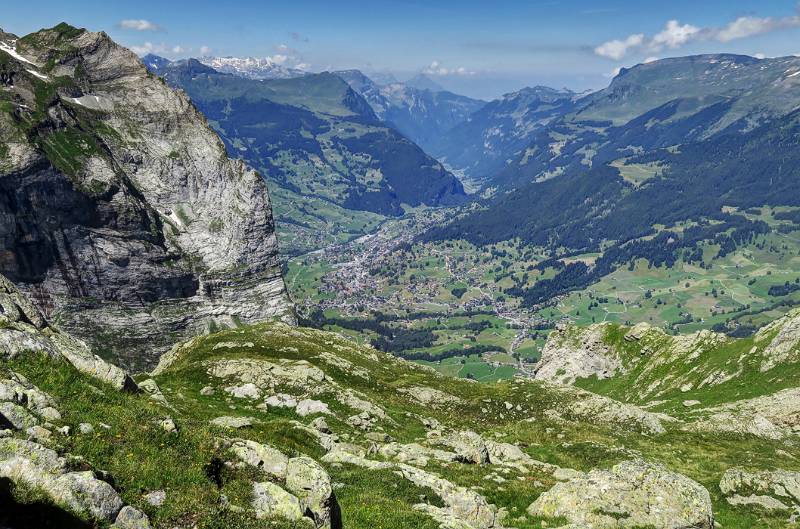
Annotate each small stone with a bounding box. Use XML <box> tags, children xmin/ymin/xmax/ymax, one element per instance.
<box><xmin>265</xmin><ymin>393</ymin><xmax>298</xmax><ymax>409</ymax></box>
<box><xmin>310</xmin><ymin>417</ymin><xmax>331</xmax><ymax>434</ymax></box>
<box><xmin>26</xmin><ymin>425</ymin><xmax>52</xmax><ymax>441</ymax></box>
<box><xmin>159</xmin><ymin>418</ymin><xmax>177</xmax><ymax>433</ymax></box>
<box><xmin>200</xmin><ymin>386</ymin><xmax>215</xmax><ymax>396</ymax></box>
<box><xmin>144</xmin><ymin>490</ymin><xmax>166</xmax><ymax>507</ymax></box>
<box><xmin>79</xmin><ymin>423</ymin><xmax>94</xmax><ymax>434</ymax></box>
<box><xmin>683</xmin><ymin>400</ymin><xmax>701</xmax><ymax>407</ymax></box>
<box><xmin>113</xmin><ymin>505</ymin><xmax>152</xmax><ymax>529</ymax></box>
<box><xmin>57</xmin><ymin>426</ymin><xmax>71</xmax><ymax>436</ymax></box>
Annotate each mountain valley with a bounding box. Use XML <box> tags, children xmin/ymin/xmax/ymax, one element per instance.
<box><xmin>2</xmin><ymin>18</ymin><xmax>800</xmax><ymax>529</ymax></box>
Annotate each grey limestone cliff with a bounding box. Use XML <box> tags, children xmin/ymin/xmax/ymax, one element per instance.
<box><xmin>0</xmin><ymin>23</ymin><xmax>294</xmax><ymax>369</ymax></box>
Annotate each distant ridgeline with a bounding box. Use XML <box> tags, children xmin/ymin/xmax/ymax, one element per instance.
<box><xmin>146</xmin><ymin>57</ymin><xmax>467</xmax><ymax>218</ymax></box>
<box><xmin>426</xmin><ymin>54</ymin><xmax>800</xmax><ymax>306</ymax></box>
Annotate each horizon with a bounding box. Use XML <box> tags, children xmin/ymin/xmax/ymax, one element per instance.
<box><xmin>2</xmin><ymin>0</ymin><xmax>800</xmax><ymax>99</ymax></box>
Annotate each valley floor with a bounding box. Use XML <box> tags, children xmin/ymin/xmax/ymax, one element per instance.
<box><xmin>287</xmin><ymin>204</ymin><xmax>800</xmax><ymax>381</ymax></box>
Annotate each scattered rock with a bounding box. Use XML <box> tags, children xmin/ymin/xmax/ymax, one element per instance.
<box><xmin>200</xmin><ymin>386</ymin><xmax>215</xmax><ymax>396</ymax></box>
<box><xmin>398</xmin><ymin>386</ymin><xmax>461</xmax><ymax>407</ymax></box>
<box><xmin>209</xmin><ymin>416</ymin><xmax>255</xmax><ymax>429</ymax></box>
<box><xmin>528</xmin><ymin>459</ymin><xmax>714</xmax><ymax>529</ymax></box>
<box><xmin>138</xmin><ymin>379</ymin><xmax>169</xmax><ymax>406</ymax></box>
<box><xmin>296</xmin><ymin>399</ymin><xmax>331</xmax><ymax>417</ymax></box>
<box><xmin>51</xmin><ymin>471</ymin><xmax>124</xmax><ymax>521</ymax></box>
<box><xmin>720</xmin><ymin>467</ymin><xmax>800</xmax><ymax>515</ymax></box>
<box><xmin>397</xmin><ymin>463</ymin><xmax>499</xmax><ymax>528</ymax></box>
<box><xmin>310</xmin><ymin>417</ymin><xmax>331</xmax><ymax>434</ymax></box>
<box><xmin>265</xmin><ymin>393</ymin><xmax>298</xmax><ymax>409</ymax></box>
<box><xmin>440</xmin><ymin>431</ymin><xmax>490</xmax><ymax>465</ymax></box>
<box><xmin>225</xmin><ymin>383</ymin><xmax>262</xmax><ymax>400</ymax></box>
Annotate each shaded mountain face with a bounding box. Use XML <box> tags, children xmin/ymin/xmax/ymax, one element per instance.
<box><xmin>428</xmin><ymin>86</ymin><xmax>577</xmax><ymax>182</ymax></box>
<box><xmin>404</xmin><ymin>73</ymin><xmax>444</xmax><ymax>92</ymax></box>
<box><xmin>428</xmin><ymin>54</ymin><xmax>800</xmax><ymax>305</ymax></box>
<box><xmin>0</xmin><ymin>24</ymin><xmax>294</xmax><ymax>369</ymax></box>
<box><xmin>335</xmin><ymin>69</ymin><xmax>486</xmax><ymax>158</ymax></box>
<box><xmin>147</xmin><ymin>58</ymin><xmax>466</xmax><ymax>253</ymax></box>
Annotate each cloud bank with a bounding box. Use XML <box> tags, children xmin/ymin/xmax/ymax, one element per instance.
<box><xmin>595</xmin><ymin>10</ymin><xmax>800</xmax><ymax>60</ymax></box>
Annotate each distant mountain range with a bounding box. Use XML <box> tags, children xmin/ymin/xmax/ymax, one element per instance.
<box><xmin>197</xmin><ymin>55</ymin><xmax>309</xmax><ymax>79</ymax></box>
<box><xmin>334</xmin><ymin>70</ymin><xmax>486</xmax><ymax>156</ymax></box>
<box><xmin>429</xmin><ymin>86</ymin><xmax>580</xmax><ymax>183</ymax></box>
<box><xmin>428</xmin><ymin>53</ymin><xmax>800</xmax><ymax>304</ymax></box>
<box><xmin>146</xmin><ymin>57</ymin><xmax>466</xmax><ymax>254</ymax></box>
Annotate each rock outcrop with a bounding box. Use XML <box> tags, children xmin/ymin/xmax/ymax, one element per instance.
<box><xmin>0</xmin><ymin>24</ymin><xmax>294</xmax><ymax>370</ymax></box>
<box><xmin>685</xmin><ymin>387</ymin><xmax>800</xmax><ymax>440</ymax></box>
<box><xmin>0</xmin><ymin>273</ymin><xmax>136</xmax><ymax>390</ymax></box>
<box><xmin>534</xmin><ymin>322</ymin><xmax>622</xmax><ymax>385</ymax></box>
<box><xmin>528</xmin><ymin>459</ymin><xmax>714</xmax><ymax>529</ymax></box>
<box><xmin>719</xmin><ymin>467</ymin><xmax>800</xmax><ymax>517</ymax></box>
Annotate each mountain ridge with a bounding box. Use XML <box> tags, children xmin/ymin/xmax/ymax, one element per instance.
<box><xmin>0</xmin><ymin>23</ymin><xmax>294</xmax><ymax>369</ymax></box>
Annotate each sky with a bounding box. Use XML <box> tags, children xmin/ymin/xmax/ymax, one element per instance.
<box><xmin>3</xmin><ymin>0</ymin><xmax>800</xmax><ymax>99</ymax></box>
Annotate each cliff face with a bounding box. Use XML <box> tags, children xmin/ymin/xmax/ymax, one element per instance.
<box><xmin>0</xmin><ymin>24</ymin><xmax>294</xmax><ymax>369</ymax></box>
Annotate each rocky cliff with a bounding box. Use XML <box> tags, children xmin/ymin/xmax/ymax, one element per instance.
<box><xmin>0</xmin><ymin>24</ymin><xmax>294</xmax><ymax>369</ymax></box>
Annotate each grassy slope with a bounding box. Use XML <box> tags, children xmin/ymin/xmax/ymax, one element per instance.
<box><xmin>2</xmin><ymin>322</ymin><xmax>798</xmax><ymax>528</ymax></box>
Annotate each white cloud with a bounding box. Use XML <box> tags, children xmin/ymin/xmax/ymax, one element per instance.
<box><xmin>200</xmin><ymin>45</ymin><xmax>212</xmax><ymax>56</ymax></box>
<box><xmin>270</xmin><ymin>54</ymin><xmax>288</xmax><ymax>65</ymax></box>
<box><xmin>754</xmin><ymin>52</ymin><xmax>767</xmax><ymax>59</ymax></box>
<box><xmin>595</xmin><ymin>8</ymin><xmax>800</xmax><ymax>60</ymax></box>
<box><xmin>172</xmin><ymin>45</ymin><xmax>185</xmax><ymax>54</ymax></box>
<box><xmin>652</xmin><ymin>20</ymin><xmax>701</xmax><ymax>49</ymax></box>
<box><xmin>716</xmin><ymin>15</ymin><xmax>800</xmax><ymax>42</ymax></box>
<box><xmin>119</xmin><ymin>19</ymin><xmax>160</xmax><ymax>31</ymax></box>
<box><xmin>422</xmin><ymin>60</ymin><xmax>475</xmax><ymax>76</ymax></box>
<box><xmin>594</xmin><ymin>33</ymin><xmax>644</xmax><ymax>60</ymax></box>
<box><xmin>644</xmin><ymin>56</ymin><xmax>659</xmax><ymax>63</ymax></box>
<box><xmin>130</xmin><ymin>41</ymin><xmax>168</xmax><ymax>55</ymax></box>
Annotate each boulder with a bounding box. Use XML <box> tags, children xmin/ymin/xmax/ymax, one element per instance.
<box><xmin>112</xmin><ymin>506</ymin><xmax>152</xmax><ymax>529</ymax></box>
<box><xmin>442</xmin><ymin>431</ymin><xmax>489</xmax><ymax>465</ymax></box>
<box><xmin>528</xmin><ymin>459</ymin><xmax>714</xmax><ymax>529</ymax></box>
<box><xmin>230</xmin><ymin>439</ymin><xmax>289</xmax><ymax>479</ymax></box>
<box><xmin>51</xmin><ymin>471</ymin><xmax>125</xmax><ymax>521</ymax></box>
<box><xmin>296</xmin><ymin>400</ymin><xmax>331</xmax><ymax>417</ymax></box>
<box><xmin>286</xmin><ymin>456</ymin><xmax>340</xmax><ymax>528</ymax></box>
<box><xmin>0</xmin><ymin>401</ymin><xmax>38</xmax><ymax>430</ymax></box>
<box><xmin>252</xmin><ymin>481</ymin><xmax>307</xmax><ymax>522</ymax></box>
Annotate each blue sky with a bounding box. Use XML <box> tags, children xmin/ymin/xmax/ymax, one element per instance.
<box><xmin>3</xmin><ymin>0</ymin><xmax>800</xmax><ymax>98</ymax></box>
